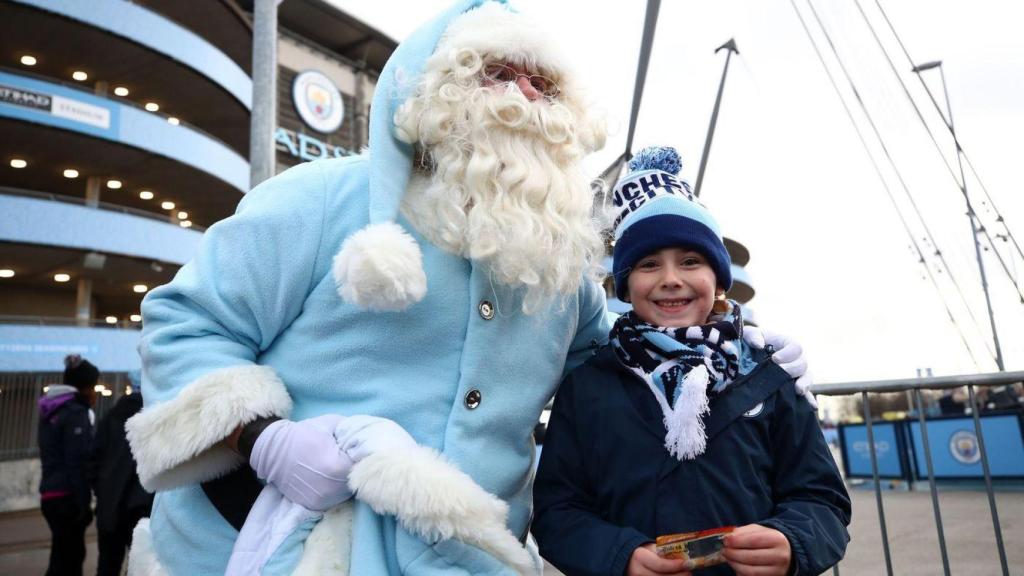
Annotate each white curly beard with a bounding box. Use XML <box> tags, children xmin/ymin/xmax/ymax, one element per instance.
<box><xmin>395</xmin><ymin>52</ymin><xmax>606</xmax><ymax>314</ymax></box>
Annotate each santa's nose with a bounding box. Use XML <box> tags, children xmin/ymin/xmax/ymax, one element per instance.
<box><xmin>515</xmin><ymin>75</ymin><xmax>542</xmax><ymax>102</ymax></box>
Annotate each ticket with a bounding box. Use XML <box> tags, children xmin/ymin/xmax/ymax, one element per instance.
<box><xmin>655</xmin><ymin>526</ymin><xmax>735</xmax><ymax>570</ymax></box>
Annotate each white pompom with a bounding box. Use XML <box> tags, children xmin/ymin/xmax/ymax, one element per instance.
<box><xmin>333</xmin><ymin>222</ymin><xmax>427</xmax><ymax>311</ymax></box>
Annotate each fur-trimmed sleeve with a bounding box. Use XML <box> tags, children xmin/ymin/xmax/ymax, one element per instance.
<box><xmin>127</xmin><ymin>161</ymin><xmax>333</xmax><ymax>491</ymax></box>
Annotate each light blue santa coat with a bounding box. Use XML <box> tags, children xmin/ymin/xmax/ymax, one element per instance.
<box><xmin>124</xmin><ymin>1</ymin><xmax>610</xmax><ymax>574</ymax></box>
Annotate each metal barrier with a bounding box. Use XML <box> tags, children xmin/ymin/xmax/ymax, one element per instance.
<box><xmin>812</xmin><ymin>370</ymin><xmax>1023</xmax><ymax>576</ymax></box>
<box><xmin>0</xmin><ymin>372</ymin><xmax>130</xmax><ymax>461</ymax></box>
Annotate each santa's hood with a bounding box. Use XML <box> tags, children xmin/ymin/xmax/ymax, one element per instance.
<box><xmin>333</xmin><ymin>0</ymin><xmax>575</xmax><ymax>312</ymax></box>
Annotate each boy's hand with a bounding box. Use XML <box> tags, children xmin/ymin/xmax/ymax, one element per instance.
<box><xmin>626</xmin><ymin>543</ymin><xmax>692</xmax><ymax>576</ymax></box>
<box><xmin>722</xmin><ymin>524</ymin><xmax>793</xmax><ymax>576</ymax></box>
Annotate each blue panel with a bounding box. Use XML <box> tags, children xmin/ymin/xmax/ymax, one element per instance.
<box><xmin>0</xmin><ymin>72</ymin><xmax>249</xmax><ymax>193</ymax></box>
<box><xmin>118</xmin><ymin>106</ymin><xmax>249</xmax><ymax>193</ymax></box>
<box><xmin>14</xmin><ymin>0</ymin><xmax>251</xmax><ymax>109</ymax></box>
<box><xmin>841</xmin><ymin>422</ymin><xmax>905</xmax><ymax>478</ymax></box>
<box><xmin>0</xmin><ymin>325</ymin><xmax>141</xmax><ymax>372</ymax></box>
<box><xmin>0</xmin><ymin>194</ymin><xmax>202</xmax><ymax>265</ymax></box>
<box><xmin>908</xmin><ymin>415</ymin><xmax>1024</xmax><ymax>478</ymax></box>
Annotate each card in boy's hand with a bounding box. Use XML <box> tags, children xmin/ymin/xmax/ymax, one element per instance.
<box><xmin>655</xmin><ymin>526</ymin><xmax>735</xmax><ymax>570</ymax></box>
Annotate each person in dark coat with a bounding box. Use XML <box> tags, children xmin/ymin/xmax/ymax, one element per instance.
<box><xmin>38</xmin><ymin>354</ymin><xmax>98</xmax><ymax>576</ymax></box>
<box><xmin>532</xmin><ymin>148</ymin><xmax>850</xmax><ymax>576</ymax></box>
<box><xmin>90</xmin><ymin>371</ymin><xmax>153</xmax><ymax>576</ymax></box>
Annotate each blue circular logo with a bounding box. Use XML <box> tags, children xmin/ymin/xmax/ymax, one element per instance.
<box><xmin>949</xmin><ymin>430</ymin><xmax>981</xmax><ymax>465</ymax></box>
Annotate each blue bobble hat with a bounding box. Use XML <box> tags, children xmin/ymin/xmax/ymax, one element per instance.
<box><xmin>611</xmin><ymin>146</ymin><xmax>732</xmax><ymax>301</ymax></box>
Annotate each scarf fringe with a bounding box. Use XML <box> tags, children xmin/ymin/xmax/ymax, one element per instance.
<box><xmin>663</xmin><ymin>365</ymin><xmax>710</xmax><ymax>460</ymax></box>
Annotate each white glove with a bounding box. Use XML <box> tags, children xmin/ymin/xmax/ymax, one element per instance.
<box><xmin>333</xmin><ymin>415</ymin><xmax>417</xmax><ymax>464</ymax></box>
<box><xmin>249</xmin><ymin>415</ymin><xmax>355</xmax><ymax>512</ymax></box>
<box><xmin>743</xmin><ymin>327</ymin><xmax>818</xmax><ymax>408</ymax></box>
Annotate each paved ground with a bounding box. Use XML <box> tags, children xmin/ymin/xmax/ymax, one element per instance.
<box><xmin>0</xmin><ymin>508</ymin><xmax>97</xmax><ymax>575</ymax></box>
<box><xmin>2</xmin><ymin>487</ymin><xmax>1020</xmax><ymax>575</ymax></box>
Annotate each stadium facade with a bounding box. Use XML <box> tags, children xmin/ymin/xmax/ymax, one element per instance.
<box><xmin>0</xmin><ymin>0</ymin><xmax>395</xmax><ymax>503</ymax></box>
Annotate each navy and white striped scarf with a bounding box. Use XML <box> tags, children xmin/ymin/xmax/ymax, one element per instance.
<box><xmin>610</xmin><ymin>303</ymin><xmax>747</xmax><ymax>460</ymax></box>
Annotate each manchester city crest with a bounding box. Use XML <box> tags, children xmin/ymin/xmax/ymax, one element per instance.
<box><xmin>292</xmin><ymin>70</ymin><xmax>344</xmax><ymax>133</ymax></box>
<box><xmin>948</xmin><ymin>430</ymin><xmax>981</xmax><ymax>465</ymax></box>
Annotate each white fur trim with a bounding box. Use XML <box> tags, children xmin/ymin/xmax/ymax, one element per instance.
<box><xmin>664</xmin><ymin>365</ymin><xmax>711</xmax><ymax>460</ymax></box>
<box><xmin>440</xmin><ymin>2</ymin><xmax>569</xmax><ymax>77</ymax></box>
<box><xmin>348</xmin><ymin>444</ymin><xmax>534</xmax><ymax>575</ymax></box>
<box><xmin>332</xmin><ymin>222</ymin><xmax>427</xmax><ymax>311</ymax></box>
<box><xmin>126</xmin><ymin>365</ymin><xmax>292</xmax><ymax>491</ymax></box>
<box><xmin>294</xmin><ymin>501</ymin><xmax>354</xmax><ymax>576</ymax></box>
<box><xmin>127</xmin><ymin>519</ymin><xmax>168</xmax><ymax>576</ymax></box>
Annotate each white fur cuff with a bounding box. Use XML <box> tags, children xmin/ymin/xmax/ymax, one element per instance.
<box><xmin>126</xmin><ymin>365</ymin><xmax>292</xmax><ymax>491</ymax></box>
<box><xmin>348</xmin><ymin>444</ymin><xmax>534</xmax><ymax>575</ymax></box>
<box><xmin>127</xmin><ymin>519</ymin><xmax>167</xmax><ymax>576</ymax></box>
<box><xmin>332</xmin><ymin>222</ymin><xmax>427</xmax><ymax>311</ymax></box>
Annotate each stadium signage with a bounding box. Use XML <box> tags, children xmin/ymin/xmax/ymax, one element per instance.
<box><xmin>0</xmin><ymin>84</ymin><xmax>110</xmax><ymax>129</ymax></box>
<box><xmin>292</xmin><ymin>70</ymin><xmax>344</xmax><ymax>133</ymax></box>
<box><xmin>275</xmin><ymin>127</ymin><xmax>353</xmax><ymax>162</ymax></box>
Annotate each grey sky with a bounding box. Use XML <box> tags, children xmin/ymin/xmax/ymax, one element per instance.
<box><xmin>329</xmin><ymin>0</ymin><xmax>1024</xmax><ymax>387</ymax></box>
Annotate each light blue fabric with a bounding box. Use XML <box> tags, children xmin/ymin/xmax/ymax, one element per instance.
<box><xmin>138</xmin><ymin>3</ymin><xmax>610</xmax><ymax>573</ymax></box>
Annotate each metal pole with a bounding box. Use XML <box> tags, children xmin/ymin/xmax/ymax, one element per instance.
<box><xmin>914</xmin><ymin>389</ymin><xmax>950</xmax><ymax>575</ymax></box>
<box><xmin>694</xmin><ymin>39</ymin><xmax>738</xmax><ymax>198</ymax></box>
<box><xmin>862</xmin><ymin>392</ymin><xmax>894</xmax><ymax>575</ymax></box>
<box><xmin>935</xmin><ymin>65</ymin><xmax>1005</xmax><ymax>371</ymax></box>
<box><xmin>250</xmin><ymin>0</ymin><xmax>281</xmax><ymax>188</ymax></box>
<box><xmin>966</xmin><ymin>385</ymin><xmax>1009</xmax><ymax>575</ymax></box>
<box><xmin>623</xmin><ymin>0</ymin><xmax>662</xmax><ymax>158</ymax></box>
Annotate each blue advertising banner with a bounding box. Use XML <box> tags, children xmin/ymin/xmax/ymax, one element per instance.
<box><xmin>0</xmin><ymin>71</ymin><xmax>119</xmax><ymax>139</ymax></box>
<box><xmin>907</xmin><ymin>413</ymin><xmax>1024</xmax><ymax>479</ymax></box>
<box><xmin>839</xmin><ymin>421</ymin><xmax>908</xmax><ymax>479</ymax></box>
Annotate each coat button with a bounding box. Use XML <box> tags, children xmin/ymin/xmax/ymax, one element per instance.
<box><xmin>465</xmin><ymin>389</ymin><xmax>482</xmax><ymax>409</ymax></box>
<box><xmin>478</xmin><ymin>300</ymin><xmax>495</xmax><ymax>320</ymax></box>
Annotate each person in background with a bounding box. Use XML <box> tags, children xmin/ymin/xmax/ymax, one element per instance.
<box><xmin>90</xmin><ymin>370</ymin><xmax>153</xmax><ymax>576</ymax></box>
<box><xmin>38</xmin><ymin>354</ymin><xmax>98</xmax><ymax>576</ymax></box>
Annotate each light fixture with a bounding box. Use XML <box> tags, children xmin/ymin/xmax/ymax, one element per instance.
<box><xmin>63</xmin><ymin>169</ymin><xmax>79</xmax><ymax>179</ymax></box>
<box><xmin>114</xmin><ymin>86</ymin><xmax>129</xmax><ymax>97</ymax></box>
<box><xmin>144</xmin><ymin>102</ymin><xmax>159</xmax><ymax>112</ymax></box>
<box><xmin>177</xmin><ymin>211</ymin><xmax>188</xmax><ymax>220</ymax></box>
<box><xmin>94</xmin><ymin>384</ymin><xmax>106</xmax><ymax>392</ymax></box>
<box><xmin>167</xmin><ymin>117</ymin><xmax>180</xmax><ymax>126</ymax></box>
<box><xmin>161</xmin><ymin>201</ymin><xmax>175</xmax><ymax>210</ymax></box>
<box><xmin>43</xmin><ymin>386</ymin><xmax>50</xmax><ymax>393</ymax></box>
<box><xmin>72</xmin><ymin>71</ymin><xmax>88</xmax><ymax>81</ymax></box>
<box><xmin>129</xmin><ymin>314</ymin><xmax>142</xmax><ymax>322</ymax></box>
<box><xmin>20</xmin><ymin>55</ymin><xmax>36</xmax><ymax>66</ymax></box>
<box><xmin>106</xmin><ymin>179</ymin><xmax>122</xmax><ymax>189</ymax></box>
<box><xmin>180</xmin><ymin>220</ymin><xmax>193</xmax><ymax>228</ymax></box>
<box><xmin>0</xmin><ymin>269</ymin><xmax>14</xmax><ymax>278</ymax></box>
<box><xmin>54</xmin><ymin>273</ymin><xmax>71</xmax><ymax>282</ymax></box>
<box><xmin>139</xmin><ymin>190</ymin><xmax>154</xmax><ymax>200</ymax></box>
<box><xmin>105</xmin><ymin>316</ymin><xmax>117</xmax><ymax>324</ymax></box>
<box><xmin>101</xmin><ymin>389</ymin><xmax>113</xmax><ymax>397</ymax></box>
<box><xmin>10</xmin><ymin>158</ymin><xmax>27</xmax><ymax>169</ymax></box>
<box><xmin>133</xmin><ymin>284</ymin><xmax>148</xmax><ymax>293</ymax></box>
<box><xmin>125</xmin><ymin>384</ymin><xmax>133</xmax><ymax>395</ymax></box>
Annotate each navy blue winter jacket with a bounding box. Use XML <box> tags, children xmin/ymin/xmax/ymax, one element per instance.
<box><xmin>533</xmin><ymin>346</ymin><xmax>851</xmax><ymax>576</ymax></box>
<box><xmin>38</xmin><ymin>390</ymin><xmax>93</xmax><ymax>514</ymax></box>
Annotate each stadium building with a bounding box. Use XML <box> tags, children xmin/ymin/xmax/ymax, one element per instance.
<box><xmin>0</xmin><ymin>0</ymin><xmax>395</xmax><ymax>507</ymax></box>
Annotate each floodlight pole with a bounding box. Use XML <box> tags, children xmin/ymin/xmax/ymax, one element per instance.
<box><xmin>913</xmin><ymin>61</ymin><xmax>1005</xmax><ymax>371</ymax></box>
<box><xmin>694</xmin><ymin>39</ymin><xmax>739</xmax><ymax>198</ymax></box>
